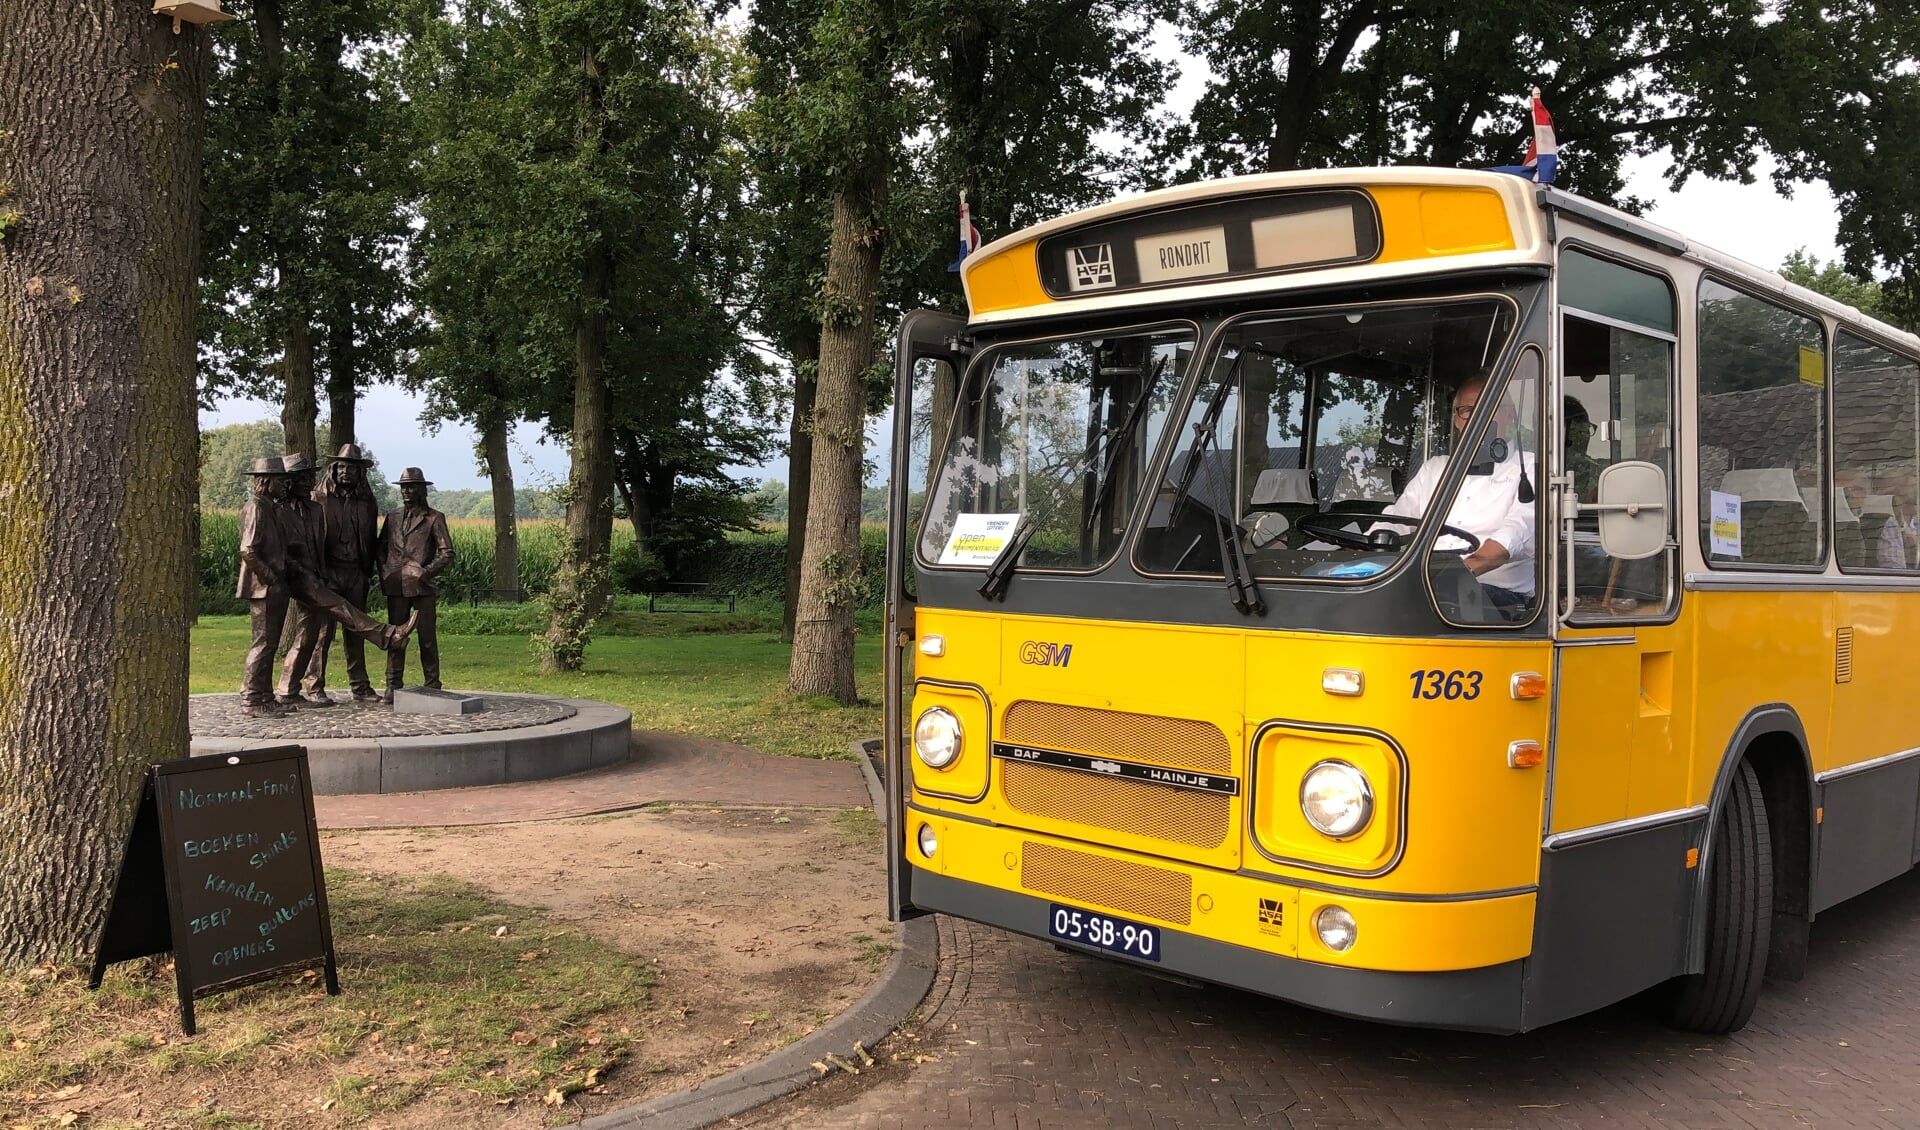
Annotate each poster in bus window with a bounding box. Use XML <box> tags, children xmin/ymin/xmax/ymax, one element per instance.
<box><xmin>1710</xmin><ymin>490</ymin><xmax>1742</xmax><ymax>556</ymax></box>
<box><xmin>941</xmin><ymin>514</ymin><xmax>1021</xmax><ymax>565</ymax></box>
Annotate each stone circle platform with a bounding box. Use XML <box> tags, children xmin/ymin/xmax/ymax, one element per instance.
<box><xmin>189</xmin><ymin>692</ymin><xmax>632</xmax><ymax>795</ymax></box>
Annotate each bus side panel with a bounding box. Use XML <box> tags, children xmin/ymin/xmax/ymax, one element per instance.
<box><xmin>1523</xmin><ymin>814</ymin><xmax>1701</xmax><ymax>1030</ymax></box>
<box><xmin>1816</xmin><ymin>588</ymin><xmax>1920</xmax><ymax>911</ymax></box>
<box><xmin>1687</xmin><ymin>591</ymin><xmax>1831</xmax><ymax>800</ymax></box>
<box><xmin>1816</xmin><ymin>764</ymin><xmax>1920</xmax><ymax>911</ymax></box>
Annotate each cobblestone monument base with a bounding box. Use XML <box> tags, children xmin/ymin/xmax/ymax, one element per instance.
<box><xmin>189</xmin><ymin>692</ymin><xmax>633</xmax><ymax>795</ymax></box>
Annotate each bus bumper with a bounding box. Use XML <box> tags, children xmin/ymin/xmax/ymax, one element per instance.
<box><xmin>905</xmin><ymin>815</ymin><xmax>1534</xmax><ymax>1033</ymax></box>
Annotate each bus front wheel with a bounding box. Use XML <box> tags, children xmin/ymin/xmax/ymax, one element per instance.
<box><xmin>1663</xmin><ymin>759</ymin><xmax>1773</xmax><ymax>1034</ymax></box>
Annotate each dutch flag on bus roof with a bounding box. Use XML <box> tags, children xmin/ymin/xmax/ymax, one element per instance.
<box><xmin>947</xmin><ymin>191</ymin><xmax>983</xmax><ymax>272</ymax></box>
<box><xmin>1490</xmin><ymin>87</ymin><xmax>1558</xmax><ymax>185</ymax></box>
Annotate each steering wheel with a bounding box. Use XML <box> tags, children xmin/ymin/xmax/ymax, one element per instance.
<box><xmin>1294</xmin><ymin>510</ymin><xmax>1482</xmax><ymax>555</ymax></box>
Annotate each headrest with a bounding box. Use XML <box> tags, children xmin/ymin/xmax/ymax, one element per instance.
<box><xmin>1719</xmin><ymin>468</ymin><xmax>1805</xmax><ymax>510</ymax></box>
<box><xmin>1818</xmin><ymin>488</ymin><xmax>1859</xmax><ymax>522</ymax></box>
<box><xmin>1250</xmin><ymin>468</ymin><xmax>1315</xmax><ymax>506</ymax></box>
<box><xmin>1862</xmin><ymin>494</ymin><xmax>1898</xmax><ymax>519</ymax></box>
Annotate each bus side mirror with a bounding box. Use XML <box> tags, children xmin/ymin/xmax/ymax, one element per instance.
<box><xmin>1587</xmin><ymin>461</ymin><xmax>1667</xmax><ymax>560</ymax></box>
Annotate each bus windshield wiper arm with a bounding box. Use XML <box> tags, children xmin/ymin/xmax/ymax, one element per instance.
<box><xmin>977</xmin><ymin>519</ymin><xmax>1037</xmax><ymax>601</ymax></box>
<box><xmin>1212</xmin><ymin>508</ymin><xmax>1266</xmax><ymax>616</ymax></box>
<box><xmin>1164</xmin><ymin>352</ymin><xmax>1245</xmax><ymax>528</ymax></box>
<box><xmin>1082</xmin><ymin>355</ymin><xmax>1169</xmax><ymax>536</ymax></box>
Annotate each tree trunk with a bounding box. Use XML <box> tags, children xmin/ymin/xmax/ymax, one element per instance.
<box><xmin>542</xmin><ymin>243</ymin><xmax>612</xmax><ymax>672</ymax></box>
<box><xmin>544</xmin><ymin>38</ymin><xmax>614</xmax><ymax>672</ymax></box>
<box><xmin>325</xmin><ymin>307</ymin><xmax>355</xmax><ymax>449</ymax></box>
<box><xmin>0</xmin><ymin>0</ymin><xmax>207</xmax><ymax>965</ymax></box>
<box><xmin>279</xmin><ymin>317</ymin><xmax>317</xmax><ymax>462</ymax></box>
<box><xmin>790</xmin><ymin>189</ymin><xmax>882</xmax><ymax>704</ymax></box>
<box><xmin>480</xmin><ymin>412</ymin><xmax>518</xmax><ymax>598</ymax></box>
<box><xmin>612</xmin><ymin>429</ymin><xmax>653</xmax><ymax>558</ymax></box>
<box><xmin>780</xmin><ymin>344</ymin><xmax>817</xmax><ymax>644</ymax></box>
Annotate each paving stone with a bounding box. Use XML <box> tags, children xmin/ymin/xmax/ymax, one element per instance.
<box><xmin>758</xmin><ymin>870</ymin><xmax>1920</xmax><ymax>1128</ymax></box>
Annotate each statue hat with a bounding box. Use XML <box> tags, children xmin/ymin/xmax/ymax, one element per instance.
<box><xmin>244</xmin><ymin>456</ymin><xmax>286</xmax><ymax>477</ymax></box>
<box><xmin>395</xmin><ymin>467</ymin><xmax>433</xmax><ymax>487</ymax></box>
<box><xmin>280</xmin><ymin>452</ymin><xmax>315</xmax><ymax>476</ymax></box>
<box><xmin>329</xmin><ymin>442</ymin><xmax>374</xmax><ymax>464</ymax></box>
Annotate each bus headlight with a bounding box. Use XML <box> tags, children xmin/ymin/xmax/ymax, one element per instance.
<box><xmin>1299</xmin><ymin>760</ymin><xmax>1374</xmax><ymax>839</ymax></box>
<box><xmin>1314</xmin><ymin>905</ymin><xmax>1358</xmax><ymax>952</ymax></box>
<box><xmin>913</xmin><ymin>707</ymin><xmax>963</xmax><ymax>770</ymax></box>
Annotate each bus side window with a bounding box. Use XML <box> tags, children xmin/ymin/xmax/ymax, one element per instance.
<box><xmin>1562</xmin><ymin>313</ymin><xmax>1676</xmax><ymax>619</ymax></box>
<box><xmin>1696</xmin><ymin>279</ymin><xmax>1827</xmax><ymax>570</ymax></box>
<box><xmin>1832</xmin><ymin>331</ymin><xmax>1920</xmax><ymax>573</ymax></box>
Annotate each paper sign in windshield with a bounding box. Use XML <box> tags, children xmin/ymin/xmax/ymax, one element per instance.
<box><xmin>940</xmin><ymin>514</ymin><xmax>1021</xmax><ymax>565</ymax></box>
<box><xmin>1710</xmin><ymin>490</ymin><xmax>1742</xmax><ymax>557</ymax></box>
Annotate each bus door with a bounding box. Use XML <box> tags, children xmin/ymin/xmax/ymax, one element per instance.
<box><xmin>1548</xmin><ymin>286</ymin><xmax>1684</xmax><ymax>838</ymax></box>
<box><xmin>885</xmin><ymin>309</ymin><xmax>969</xmax><ymax>920</ymax></box>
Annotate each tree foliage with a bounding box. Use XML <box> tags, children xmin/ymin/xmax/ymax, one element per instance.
<box><xmin>400</xmin><ymin>0</ymin><xmax>777</xmax><ymax>616</ymax></box>
<box><xmin>199</xmin><ymin>0</ymin><xmax>415</xmax><ymax>441</ymax></box>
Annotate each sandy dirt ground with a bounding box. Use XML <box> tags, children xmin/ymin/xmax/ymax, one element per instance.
<box><xmin>6</xmin><ymin>804</ymin><xmax>888</xmax><ymax>1129</ymax></box>
<box><xmin>321</xmin><ymin>804</ymin><xmax>891</xmax><ymax>1125</ymax></box>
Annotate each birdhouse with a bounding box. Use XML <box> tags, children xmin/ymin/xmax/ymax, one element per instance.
<box><xmin>152</xmin><ymin>0</ymin><xmax>237</xmax><ymax>33</ymax></box>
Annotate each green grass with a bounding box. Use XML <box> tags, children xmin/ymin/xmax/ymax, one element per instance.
<box><xmin>190</xmin><ymin>610</ymin><xmax>885</xmax><ymax>760</ymax></box>
<box><xmin>0</xmin><ymin>870</ymin><xmax>651</xmax><ymax>1123</ymax></box>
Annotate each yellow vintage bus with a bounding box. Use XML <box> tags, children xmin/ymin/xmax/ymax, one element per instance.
<box><xmin>880</xmin><ymin>167</ymin><xmax>1920</xmax><ymax>1033</ymax></box>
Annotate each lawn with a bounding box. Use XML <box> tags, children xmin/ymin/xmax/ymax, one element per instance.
<box><xmin>190</xmin><ymin>605</ymin><xmax>886</xmax><ymax>761</ymax></box>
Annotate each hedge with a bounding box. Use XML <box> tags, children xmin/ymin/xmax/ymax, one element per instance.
<box><xmin>680</xmin><ymin>525</ymin><xmax>887</xmax><ymax>610</ymax></box>
<box><xmin>197</xmin><ymin>514</ymin><xmax>880</xmax><ymax>615</ymax></box>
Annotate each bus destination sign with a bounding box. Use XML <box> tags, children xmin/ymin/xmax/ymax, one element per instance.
<box><xmin>1037</xmin><ymin>189</ymin><xmax>1379</xmax><ymax>300</ymax></box>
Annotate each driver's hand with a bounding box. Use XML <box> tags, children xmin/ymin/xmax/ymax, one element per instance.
<box><xmin>1464</xmin><ymin>538</ymin><xmax>1511</xmax><ymax>576</ymax></box>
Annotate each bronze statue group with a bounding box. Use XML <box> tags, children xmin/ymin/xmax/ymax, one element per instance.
<box><xmin>236</xmin><ymin>447</ymin><xmax>455</xmax><ymax>718</ymax></box>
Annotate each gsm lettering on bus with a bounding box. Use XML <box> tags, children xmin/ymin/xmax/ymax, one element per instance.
<box><xmin>1019</xmin><ymin>641</ymin><xmax>1073</xmax><ymax>668</ymax></box>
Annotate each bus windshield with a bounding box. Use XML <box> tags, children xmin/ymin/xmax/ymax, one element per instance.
<box><xmin>1135</xmin><ymin>297</ymin><xmax>1525</xmax><ymax>586</ymax></box>
<box><xmin>917</xmin><ymin>327</ymin><xmax>1193</xmax><ymax>571</ymax></box>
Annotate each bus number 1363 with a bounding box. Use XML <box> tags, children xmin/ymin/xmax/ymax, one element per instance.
<box><xmin>1410</xmin><ymin>669</ymin><xmax>1483</xmax><ymax>700</ymax></box>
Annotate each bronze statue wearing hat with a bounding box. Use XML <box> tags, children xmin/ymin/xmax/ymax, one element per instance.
<box><xmin>237</xmin><ymin>457</ymin><xmax>295</xmax><ymax>716</ymax></box>
<box><xmin>377</xmin><ymin>467</ymin><xmax>455</xmax><ymax>696</ymax></box>
<box><xmin>237</xmin><ymin>452</ymin><xmax>416</xmax><ymax>713</ymax></box>
<box><xmin>278</xmin><ymin>443</ymin><xmax>382</xmax><ymax>704</ymax></box>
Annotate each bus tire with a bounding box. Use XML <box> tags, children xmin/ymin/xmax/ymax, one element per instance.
<box><xmin>1663</xmin><ymin>759</ymin><xmax>1773</xmax><ymax>1034</ymax></box>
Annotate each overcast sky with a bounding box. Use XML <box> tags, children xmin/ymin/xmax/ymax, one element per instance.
<box><xmin>200</xmin><ymin>149</ymin><xmax>1851</xmax><ymax>493</ymax></box>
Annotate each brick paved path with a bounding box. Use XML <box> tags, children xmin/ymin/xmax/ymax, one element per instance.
<box><xmin>748</xmin><ymin>869</ymin><xmax>1920</xmax><ymax>1129</ymax></box>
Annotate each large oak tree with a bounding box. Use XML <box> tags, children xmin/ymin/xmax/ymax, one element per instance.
<box><xmin>0</xmin><ymin>1</ymin><xmax>209</xmax><ymax>964</ymax></box>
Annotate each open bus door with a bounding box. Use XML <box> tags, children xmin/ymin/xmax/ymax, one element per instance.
<box><xmin>885</xmin><ymin>309</ymin><xmax>969</xmax><ymax>921</ymax></box>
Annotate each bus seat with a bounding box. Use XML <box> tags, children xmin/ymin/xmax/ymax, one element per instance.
<box><xmin>1861</xmin><ymin>495</ymin><xmax>1907</xmax><ymax>568</ymax></box>
<box><xmin>1718</xmin><ymin>469</ymin><xmax>1815</xmax><ymax>564</ymax></box>
<box><xmin>1817</xmin><ymin>488</ymin><xmax>1867</xmax><ymax>569</ymax></box>
<box><xmin>1250</xmin><ymin>468</ymin><xmax>1317</xmax><ymax>519</ymax></box>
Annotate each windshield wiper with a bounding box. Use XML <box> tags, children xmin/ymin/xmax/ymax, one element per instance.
<box><xmin>1082</xmin><ymin>355</ymin><xmax>1169</xmax><ymax>537</ymax></box>
<box><xmin>1164</xmin><ymin>352</ymin><xmax>1245</xmax><ymax>529</ymax></box>
<box><xmin>1211</xmin><ymin>508</ymin><xmax>1266</xmax><ymax>616</ymax></box>
<box><xmin>977</xmin><ymin>519</ymin><xmax>1037</xmax><ymax>601</ymax></box>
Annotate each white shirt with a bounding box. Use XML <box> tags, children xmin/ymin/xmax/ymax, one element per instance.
<box><xmin>1384</xmin><ymin>446</ymin><xmax>1537</xmax><ymax>595</ymax></box>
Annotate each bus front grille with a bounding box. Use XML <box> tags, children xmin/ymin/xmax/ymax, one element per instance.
<box><xmin>1021</xmin><ymin>840</ymin><xmax>1192</xmax><ymax>925</ymax></box>
<box><xmin>1002</xmin><ymin>762</ymin><xmax>1231</xmax><ymax>849</ymax></box>
<box><xmin>1004</xmin><ymin>701</ymin><xmax>1232</xmax><ymax>772</ymax></box>
<box><xmin>1001</xmin><ymin>702</ymin><xmax>1234</xmax><ymax>850</ymax></box>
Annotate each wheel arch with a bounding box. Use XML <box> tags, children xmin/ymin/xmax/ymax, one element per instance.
<box><xmin>1685</xmin><ymin>704</ymin><xmax>1815</xmax><ymax>976</ymax></box>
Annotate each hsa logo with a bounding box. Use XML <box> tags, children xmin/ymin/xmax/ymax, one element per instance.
<box><xmin>1019</xmin><ymin>641</ymin><xmax>1073</xmax><ymax>668</ymax></box>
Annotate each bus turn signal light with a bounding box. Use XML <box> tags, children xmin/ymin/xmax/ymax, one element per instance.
<box><xmin>1507</xmin><ymin>740</ymin><xmax>1544</xmax><ymax>769</ymax></box>
<box><xmin>1510</xmin><ymin>671</ymin><xmax>1547</xmax><ymax>699</ymax></box>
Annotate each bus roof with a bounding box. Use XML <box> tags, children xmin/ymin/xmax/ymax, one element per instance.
<box><xmin>960</xmin><ymin>166</ymin><xmax>1918</xmax><ymax>353</ymax></box>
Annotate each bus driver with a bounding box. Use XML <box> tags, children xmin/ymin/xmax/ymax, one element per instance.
<box><xmin>1380</xmin><ymin>374</ymin><xmax>1537</xmax><ymax>614</ymax></box>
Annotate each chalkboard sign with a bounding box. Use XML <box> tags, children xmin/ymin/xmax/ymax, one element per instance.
<box><xmin>89</xmin><ymin>745</ymin><xmax>339</xmax><ymax>1034</ymax></box>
